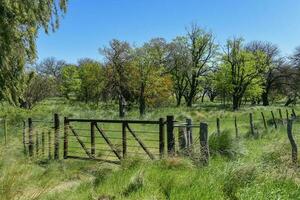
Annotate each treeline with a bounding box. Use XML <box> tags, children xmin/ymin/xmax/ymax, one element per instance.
<box><xmin>21</xmin><ymin>24</ymin><xmax>300</xmax><ymax>114</ymax></box>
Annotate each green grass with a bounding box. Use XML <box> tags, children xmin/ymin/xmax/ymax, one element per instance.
<box><xmin>0</xmin><ymin>99</ymin><xmax>300</xmax><ymax>199</ymax></box>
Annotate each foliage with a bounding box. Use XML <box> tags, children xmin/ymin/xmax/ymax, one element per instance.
<box><xmin>60</xmin><ymin>65</ymin><xmax>81</xmax><ymax>99</ymax></box>
<box><xmin>0</xmin><ymin>0</ymin><xmax>67</xmax><ymax>105</ymax></box>
<box><xmin>220</xmin><ymin>38</ymin><xmax>269</xmax><ymax>110</ymax></box>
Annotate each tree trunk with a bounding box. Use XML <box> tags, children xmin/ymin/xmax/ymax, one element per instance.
<box><xmin>201</xmin><ymin>90</ymin><xmax>207</xmax><ymax>103</ymax></box>
<box><xmin>119</xmin><ymin>95</ymin><xmax>126</xmax><ymax>118</ymax></box>
<box><xmin>176</xmin><ymin>95</ymin><xmax>182</xmax><ymax>107</ymax></box>
<box><xmin>232</xmin><ymin>95</ymin><xmax>239</xmax><ymax>110</ymax></box>
<box><xmin>209</xmin><ymin>95</ymin><xmax>216</xmax><ymax>102</ymax></box>
<box><xmin>261</xmin><ymin>92</ymin><xmax>269</xmax><ymax>106</ymax></box>
<box><xmin>139</xmin><ymin>83</ymin><xmax>146</xmax><ymax>116</ymax></box>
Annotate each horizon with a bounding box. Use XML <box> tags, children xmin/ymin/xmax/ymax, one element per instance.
<box><xmin>36</xmin><ymin>0</ymin><xmax>300</xmax><ymax>64</ymax></box>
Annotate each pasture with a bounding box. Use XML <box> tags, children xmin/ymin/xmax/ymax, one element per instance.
<box><xmin>0</xmin><ymin>99</ymin><xmax>300</xmax><ymax>200</ymax></box>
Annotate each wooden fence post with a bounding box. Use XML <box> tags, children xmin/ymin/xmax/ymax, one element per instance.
<box><xmin>122</xmin><ymin>122</ymin><xmax>127</xmax><ymax>158</ymax></box>
<box><xmin>28</xmin><ymin>118</ymin><xmax>33</xmax><ymax>157</ymax></box>
<box><xmin>271</xmin><ymin>111</ymin><xmax>277</xmax><ymax>129</ymax></box>
<box><xmin>279</xmin><ymin>109</ymin><xmax>284</xmax><ymax>125</ymax></box>
<box><xmin>249</xmin><ymin>113</ymin><xmax>255</xmax><ymax>136</ymax></box>
<box><xmin>42</xmin><ymin>132</ymin><xmax>45</xmax><ymax>156</ymax></box>
<box><xmin>22</xmin><ymin>120</ymin><xmax>27</xmax><ymax>155</ymax></box>
<box><xmin>159</xmin><ymin>118</ymin><xmax>165</xmax><ymax>158</ymax></box>
<box><xmin>178</xmin><ymin>126</ymin><xmax>187</xmax><ymax>153</ymax></box>
<box><xmin>54</xmin><ymin>113</ymin><xmax>60</xmax><ymax>160</ymax></box>
<box><xmin>91</xmin><ymin>121</ymin><xmax>95</xmax><ymax>157</ymax></box>
<box><xmin>216</xmin><ymin>118</ymin><xmax>221</xmax><ymax>136</ymax></box>
<box><xmin>200</xmin><ymin>122</ymin><xmax>209</xmax><ymax>165</ymax></box>
<box><xmin>186</xmin><ymin>118</ymin><xmax>193</xmax><ymax>147</ymax></box>
<box><xmin>261</xmin><ymin>112</ymin><xmax>267</xmax><ymax>130</ymax></box>
<box><xmin>234</xmin><ymin>116</ymin><xmax>238</xmax><ymax>138</ymax></box>
<box><xmin>36</xmin><ymin>131</ymin><xmax>39</xmax><ymax>156</ymax></box>
<box><xmin>64</xmin><ymin>117</ymin><xmax>69</xmax><ymax>159</ymax></box>
<box><xmin>166</xmin><ymin>115</ymin><xmax>175</xmax><ymax>156</ymax></box>
<box><xmin>287</xmin><ymin>119</ymin><xmax>297</xmax><ymax>164</ymax></box>
<box><xmin>48</xmin><ymin>131</ymin><xmax>52</xmax><ymax>159</ymax></box>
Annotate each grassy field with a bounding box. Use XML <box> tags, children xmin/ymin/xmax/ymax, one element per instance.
<box><xmin>0</xmin><ymin>99</ymin><xmax>300</xmax><ymax>200</ymax></box>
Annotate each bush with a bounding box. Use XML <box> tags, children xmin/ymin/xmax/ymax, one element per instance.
<box><xmin>209</xmin><ymin>129</ymin><xmax>240</xmax><ymax>159</ymax></box>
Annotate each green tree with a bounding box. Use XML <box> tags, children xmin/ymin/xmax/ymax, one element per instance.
<box><xmin>221</xmin><ymin>38</ymin><xmax>268</xmax><ymax>110</ymax></box>
<box><xmin>246</xmin><ymin>41</ymin><xmax>282</xmax><ymax>106</ymax></box>
<box><xmin>133</xmin><ymin>38</ymin><xmax>171</xmax><ymax>115</ymax></box>
<box><xmin>78</xmin><ymin>59</ymin><xmax>104</xmax><ymax>104</ymax></box>
<box><xmin>167</xmin><ymin>37</ymin><xmax>190</xmax><ymax>106</ymax></box>
<box><xmin>100</xmin><ymin>39</ymin><xmax>134</xmax><ymax>117</ymax></box>
<box><xmin>60</xmin><ymin>65</ymin><xmax>81</xmax><ymax>99</ymax></box>
<box><xmin>0</xmin><ymin>0</ymin><xmax>67</xmax><ymax>105</ymax></box>
<box><xmin>184</xmin><ymin>24</ymin><xmax>217</xmax><ymax>107</ymax></box>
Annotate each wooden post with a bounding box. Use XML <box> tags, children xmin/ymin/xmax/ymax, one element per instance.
<box><xmin>91</xmin><ymin>121</ymin><xmax>95</xmax><ymax>157</ymax></box>
<box><xmin>166</xmin><ymin>115</ymin><xmax>175</xmax><ymax>156</ymax></box>
<box><xmin>287</xmin><ymin>119</ymin><xmax>298</xmax><ymax>164</ymax></box>
<box><xmin>42</xmin><ymin>132</ymin><xmax>45</xmax><ymax>156</ymax></box>
<box><xmin>216</xmin><ymin>118</ymin><xmax>220</xmax><ymax>136</ymax></box>
<box><xmin>159</xmin><ymin>118</ymin><xmax>165</xmax><ymax>158</ymax></box>
<box><xmin>122</xmin><ymin>122</ymin><xmax>127</xmax><ymax>158</ymax></box>
<box><xmin>64</xmin><ymin>117</ymin><xmax>69</xmax><ymax>159</ymax></box>
<box><xmin>22</xmin><ymin>120</ymin><xmax>27</xmax><ymax>155</ymax></box>
<box><xmin>249</xmin><ymin>113</ymin><xmax>255</xmax><ymax>136</ymax></box>
<box><xmin>4</xmin><ymin>118</ymin><xmax>7</xmax><ymax>145</ymax></box>
<box><xmin>48</xmin><ymin>131</ymin><xmax>52</xmax><ymax>159</ymax></box>
<box><xmin>36</xmin><ymin>131</ymin><xmax>39</xmax><ymax>156</ymax></box>
<box><xmin>54</xmin><ymin>113</ymin><xmax>60</xmax><ymax>160</ymax></box>
<box><xmin>261</xmin><ymin>112</ymin><xmax>267</xmax><ymax>130</ymax></box>
<box><xmin>186</xmin><ymin>118</ymin><xmax>193</xmax><ymax>147</ymax></box>
<box><xmin>286</xmin><ymin>109</ymin><xmax>289</xmax><ymax>122</ymax></box>
<box><xmin>178</xmin><ymin>126</ymin><xmax>187</xmax><ymax>153</ymax></box>
<box><xmin>199</xmin><ymin>122</ymin><xmax>209</xmax><ymax>165</ymax></box>
<box><xmin>28</xmin><ymin>118</ymin><xmax>33</xmax><ymax>157</ymax></box>
<box><xmin>234</xmin><ymin>116</ymin><xmax>238</xmax><ymax>138</ymax></box>
<box><xmin>278</xmin><ymin>109</ymin><xmax>284</xmax><ymax>125</ymax></box>
<box><xmin>271</xmin><ymin>111</ymin><xmax>277</xmax><ymax>129</ymax></box>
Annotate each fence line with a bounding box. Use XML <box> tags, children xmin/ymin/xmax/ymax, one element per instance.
<box><xmin>14</xmin><ymin>108</ymin><xmax>298</xmax><ymax>165</ymax></box>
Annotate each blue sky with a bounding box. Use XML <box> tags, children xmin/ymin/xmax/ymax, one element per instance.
<box><xmin>37</xmin><ymin>0</ymin><xmax>300</xmax><ymax>64</ymax></box>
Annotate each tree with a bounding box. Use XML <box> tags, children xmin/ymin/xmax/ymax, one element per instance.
<box><xmin>35</xmin><ymin>57</ymin><xmax>66</xmax><ymax>79</ymax></box>
<box><xmin>35</xmin><ymin>57</ymin><xmax>66</xmax><ymax>96</ymax></box>
<box><xmin>0</xmin><ymin>0</ymin><xmax>67</xmax><ymax>106</ymax></box>
<box><xmin>221</xmin><ymin>38</ymin><xmax>268</xmax><ymax>110</ymax></box>
<box><xmin>22</xmin><ymin>72</ymin><xmax>56</xmax><ymax>109</ymax></box>
<box><xmin>184</xmin><ymin>24</ymin><xmax>217</xmax><ymax>107</ymax></box>
<box><xmin>245</xmin><ymin>41</ymin><xmax>283</xmax><ymax>106</ymax></box>
<box><xmin>100</xmin><ymin>39</ymin><xmax>134</xmax><ymax>117</ymax></box>
<box><xmin>77</xmin><ymin>59</ymin><xmax>104</xmax><ymax>104</ymax></box>
<box><xmin>60</xmin><ymin>65</ymin><xmax>81</xmax><ymax>99</ymax></box>
<box><xmin>167</xmin><ymin>37</ymin><xmax>190</xmax><ymax>106</ymax></box>
<box><xmin>133</xmin><ymin>38</ymin><xmax>171</xmax><ymax>115</ymax></box>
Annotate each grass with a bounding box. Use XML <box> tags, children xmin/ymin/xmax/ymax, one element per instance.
<box><xmin>0</xmin><ymin>98</ymin><xmax>300</xmax><ymax>199</ymax></box>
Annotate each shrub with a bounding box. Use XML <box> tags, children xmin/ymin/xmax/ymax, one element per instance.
<box><xmin>209</xmin><ymin>129</ymin><xmax>240</xmax><ymax>159</ymax></box>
